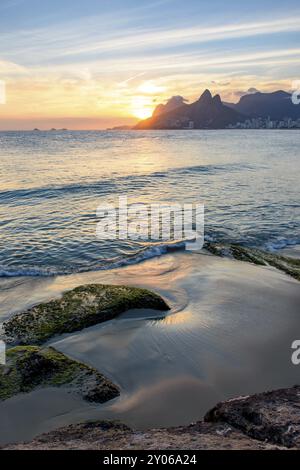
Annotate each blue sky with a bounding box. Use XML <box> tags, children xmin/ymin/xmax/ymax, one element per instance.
<box><xmin>0</xmin><ymin>0</ymin><xmax>300</xmax><ymax>128</ymax></box>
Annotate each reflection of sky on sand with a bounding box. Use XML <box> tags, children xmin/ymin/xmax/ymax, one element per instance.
<box><xmin>1</xmin><ymin>251</ymin><xmax>300</xmax><ymax>445</ymax></box>
<box><xmin>159</xmin><ymin>309</ymin><xmax>194</xmax><ymax>326</ymax></box>
<box><xmin>108</xmin><ymin>376</ymin><xmax>220</xmax><ymax>429</ymax></box>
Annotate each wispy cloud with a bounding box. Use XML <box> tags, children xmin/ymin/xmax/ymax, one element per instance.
<box><xmin>0</xmin><ymin>59</ymin><xmax>27</xmax><ymax>76</ymax></box>
<box><xmin>1</xmin><ymin>3</ymin><xmax>299</xmax><ymax>127</ymax></box>
<box><xmin>22</xmin><ymin>47</ymin><xmax>299</xmax><ymax>76</ymax></box>
<box><xmin>1</xmin><ymin>15</ymin><xmax>300</xmax><ymax>65</ymax></box>
<box><xmin>55</xmin><ymin>18</ymin><xmax>300</xmax><ymax>59</ymax></box>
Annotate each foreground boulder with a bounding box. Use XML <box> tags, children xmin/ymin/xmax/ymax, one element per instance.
<box><xmin>3</xmin><ymin>386</ymin><xmax>299</xmax><ymax>450</ymax></box>
<box><xmin>2</xmin><ymin>420</ymin><xmax>281</xmax><ymax>450</ymax></box>
<box><xmin>0</xmin><ymin>346</ymin><xmax>119</xmax><ymax>403</ymax></box>
<box><xmin>205</xmin><ymin>385</ymin><xmax>300</xmax><ymax>448</ymax></box>
<box><xmin>3</xmin><ymin>284</ymin><xmax>169</xmax><ymax>345</ymax></box>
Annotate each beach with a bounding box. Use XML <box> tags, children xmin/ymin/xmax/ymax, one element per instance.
<box><xmin>2</xmin><ymin>0</ymin><xmax>300</xmax><ymax>457</ymax></box>
<box><xmin>1</xmin><ymin>249</ymin><xmax>299</xmax><ymax>446</ymax></box>
<box><xmin>0</xmin><ymin>129</ymin><xmax>299</xmax><ymax>448</ymax></box>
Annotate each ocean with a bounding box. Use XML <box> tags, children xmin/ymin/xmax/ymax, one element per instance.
<box><xmin>0</xmin><ymin>129</ymin><xmax>299</xmax><ymax>276</ymax></box>
<box><xmin>1</xmin><ymin>129</ymin><xmax>300</xmax><ymax>443</ymax></box>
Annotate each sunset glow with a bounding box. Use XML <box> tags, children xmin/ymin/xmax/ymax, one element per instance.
<box><xmin>0</xmin><ymin>1</ymin><xmax>300</xmax><ymax>129</ymax></box>
<box><xmin>131</xmin><ymin>96</ymin><xmax>154</xmax><ymax>120</ymax></box>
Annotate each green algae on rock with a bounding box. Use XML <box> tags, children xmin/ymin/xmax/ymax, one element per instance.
<box><xmin>205</xmin><ymin>242</ymin><xmax>300</xmax><ymax>281</ymax></box>
<box><xmin>3</xmin><ymin>284</ymin><xmax>170</xmax><ymax>345</ymax></box>
<box><xmin>0</xmin><ymin>346</ymin><xmax>119</xmax><ymax>403</ymax></box>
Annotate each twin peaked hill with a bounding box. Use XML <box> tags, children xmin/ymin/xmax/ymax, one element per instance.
<box><xmin>135</xmin><ymin>89</ymin><xmax>243</xmax><ymax>129</ymax></box>
<box><xmin>135</xmin><ymin>89</ymin><xmax>299</xmax><ymax>129</ymax></box>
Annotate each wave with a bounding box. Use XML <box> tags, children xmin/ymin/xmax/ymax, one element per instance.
<box><xmin>1</xmin><ymin>232</ymin><xmax>299</xmax><ymax>279</ymax></box>
<box><xmin>0</xmin><ymin>240</ymin><xmax>186</xmax><ymax>278</ymax></box>
<box><xmin>263</xmin><ymin>237</ymin><xmax>300</xmax><ymax>252</ymax></box>
<box><xmin>0</xmin><ymin>163</ymin><xmax>251</xmax><ymax>204</ymax></box>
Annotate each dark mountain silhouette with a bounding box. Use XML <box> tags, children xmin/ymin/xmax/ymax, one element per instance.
<box><xmin>152</xmin><ymin>96</ymin><xmax>187</xmax><ymax>117</ymax></box>
<box><xmin>227</xmin><ymin>90</ymin><xmax>300</xmax><ymax>120</ymax></box>
<box><xmin>135</xmin><ymin>90</ymin><xmax>244</xmax><ymax>129</ymax></box>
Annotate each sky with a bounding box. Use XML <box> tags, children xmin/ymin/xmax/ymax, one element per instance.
<box><xmin>0</xmin><ymin>0</ymin><xmax>300</xmax><ymax>129</ymax></box>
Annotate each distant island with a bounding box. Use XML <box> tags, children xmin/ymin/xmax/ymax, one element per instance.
<box><xmin>134</xmin><ymin>89</ymin><xmax>300</xmax><ymax>130</ymax></box>
<box><xmin>33</xmin><ymin>128</ymin><xmax>68</xmax><ymax>131</ymax></box>
<box><xmin>106</xmin><ymin>125</ymin><xmax>133</xmax><ymax>131</ymax></box>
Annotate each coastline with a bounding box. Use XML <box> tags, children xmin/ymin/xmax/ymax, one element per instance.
<box><xmin>0</xmin><ymin>249</ymin><xmax>299</xmax><ymax>447</ymax></box>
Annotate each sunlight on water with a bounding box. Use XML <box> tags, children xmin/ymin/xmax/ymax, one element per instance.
<box><xmin>0</xmin><ymin>130</ymin><xmax>299</xmax><ymax>276</ymax></box>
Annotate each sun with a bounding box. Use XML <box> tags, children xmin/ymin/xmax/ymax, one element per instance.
<box><xmin>133</xmin><ymin>107</ymin><xmax>153</xmax><ymax>120</ymax></box>
<box><xmin>131</xmin><ymin>96</ymin><xmax>153</xmax><ymax>120</ymax></box>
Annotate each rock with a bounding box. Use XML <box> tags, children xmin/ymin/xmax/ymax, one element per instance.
<box><xmin>1</xmin><ymin>421</ymin><xmax>284</xmax><ymax>451</ymax></box>
<box><xmin>3</xmin><ymin>386</ymin><xmax>299</xmax><ymax>450</ymax></box>
<box><xmin>0</xmin><ymin>346</ymin><xmax>119</xmax><ymax>403</ymax></box>
<box><xmin>3</xmin><ymin>284</ymin><xmax>170</xmax><ymax>345</ymax></box>
<box><xmin>135</xmin><ymin>89</ymin><xmax>245</xmax><ymax>130</ymax></box>
<box><xmin>205</xmin><ymin>242</ymin><xmax>300</xmax><ymax>281</ymax></box>
<box><xmin>204</xmin><ymin>385</ymin><xmax>300</xmax><ymax>448</ymax></box>
<box><xmin>152</xmin><ymin>96</ymin><xmax>187</xmax><ymax>117</ymax></box>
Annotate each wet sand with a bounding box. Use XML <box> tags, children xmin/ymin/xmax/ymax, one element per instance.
<box><xmin>0</xmin><ymin>250</ymin><xmax>299</xmax><ymax>445</ymax></box>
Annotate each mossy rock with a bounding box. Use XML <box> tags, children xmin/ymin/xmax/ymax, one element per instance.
<box><xmin>3</xmin><ymin>284</ymin><xmax>169</xmax><ymax>345</ymax></box>
<box><xmin>205</xmin><ymin>242</ymin><xmax>300</xmax><ymax>281</ymax></box>
<box><xmin>0</xmin><ymin>346</ymin><xmax>119</xmax><ymax>403</ymax></box>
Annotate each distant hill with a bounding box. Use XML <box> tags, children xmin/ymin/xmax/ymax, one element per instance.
<box><xmin>135</xmin><ymin>90</ymin><xmax>244</xmax><ymax>130</ymax></box>
<box><xmin>152</xmin><ymin>96</ymin><xmax>187</xmax><ymax>117</ymax></box>
<box><xmin>226</xmin><ymin>90</ymin><xmax>300</xmax><ymax>120</ymax></box>
<box><xmin>106</xmin><ymin>125</ymin><xmax>133</xmax><ymax>131</ymax></box>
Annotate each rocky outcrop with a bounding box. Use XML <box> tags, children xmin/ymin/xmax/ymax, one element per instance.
<box><xmin>135</xmin><ymin>89</ymin><xmax>245</xmax><ymax>130</ymax></box>
<box><xmin>205</xmin><ymin>242</ymin><xmax>300</xmax><ymax>281</ymax></box>
<box><xmin>152</xmin><ymin>96</ymin><xmax>187</xmax><ymax>117</ymax></box>
<box><xmin>205</xmin><ymin>385</ymin><xmax>300</xmax><ymax>448</ymax></box>
<box><xmin>3</xmin><ymin>386</ymin><xmax>299</xmax><ymax>450</ymax></box>
<box><xmin>0</xmin><ymin>283</ymin><xmax>168</xmax><ymax>426</ymax></box>
<box><xmin>0</xmin><ymin>346</ymin><xmax>119</xmax><ymax>403</ymax></box>
<box><xmin>229</xmin><ymin>90</ymin><xmax>300</xmax><ymax>120</ymax></box>
<box><xmin>3</xmin><ymin>284</ymin><xmax>170</xmax><ymax>345</ymax></box>
<box><xmin>2</xmin><ymin>421</ymin><xmax>281</xmax><ymax>450</ymax></box>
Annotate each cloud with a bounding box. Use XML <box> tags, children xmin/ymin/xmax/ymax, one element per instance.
<box><xmin>1</xmin><ymin>6</ymin><xmax>299</xmax><ymax>125</ymax></box>
<box><xmin>247</xmin><ymin>87</ymin><xmax>260</xmax><ymax>93</ymax></box>
<box><xmin>235</xmin><ymin>87</ymin><xmax>260</xmax><ymax>98</ymax></box>
<box><xmin>0</xmin><ymin>60</ymin><xmax>28</xmax><ymax>77</ymax></box>
<box><xmin>1</xmin><ymin>15</ymin><xmax>300</xmax><ymax>66</ymax></box>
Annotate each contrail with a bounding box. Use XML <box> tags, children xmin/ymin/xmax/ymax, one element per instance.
<box><xmin>116</xmin><ymin>72</ymin><xmax>147</xmax><ymax>86</ymax></box>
